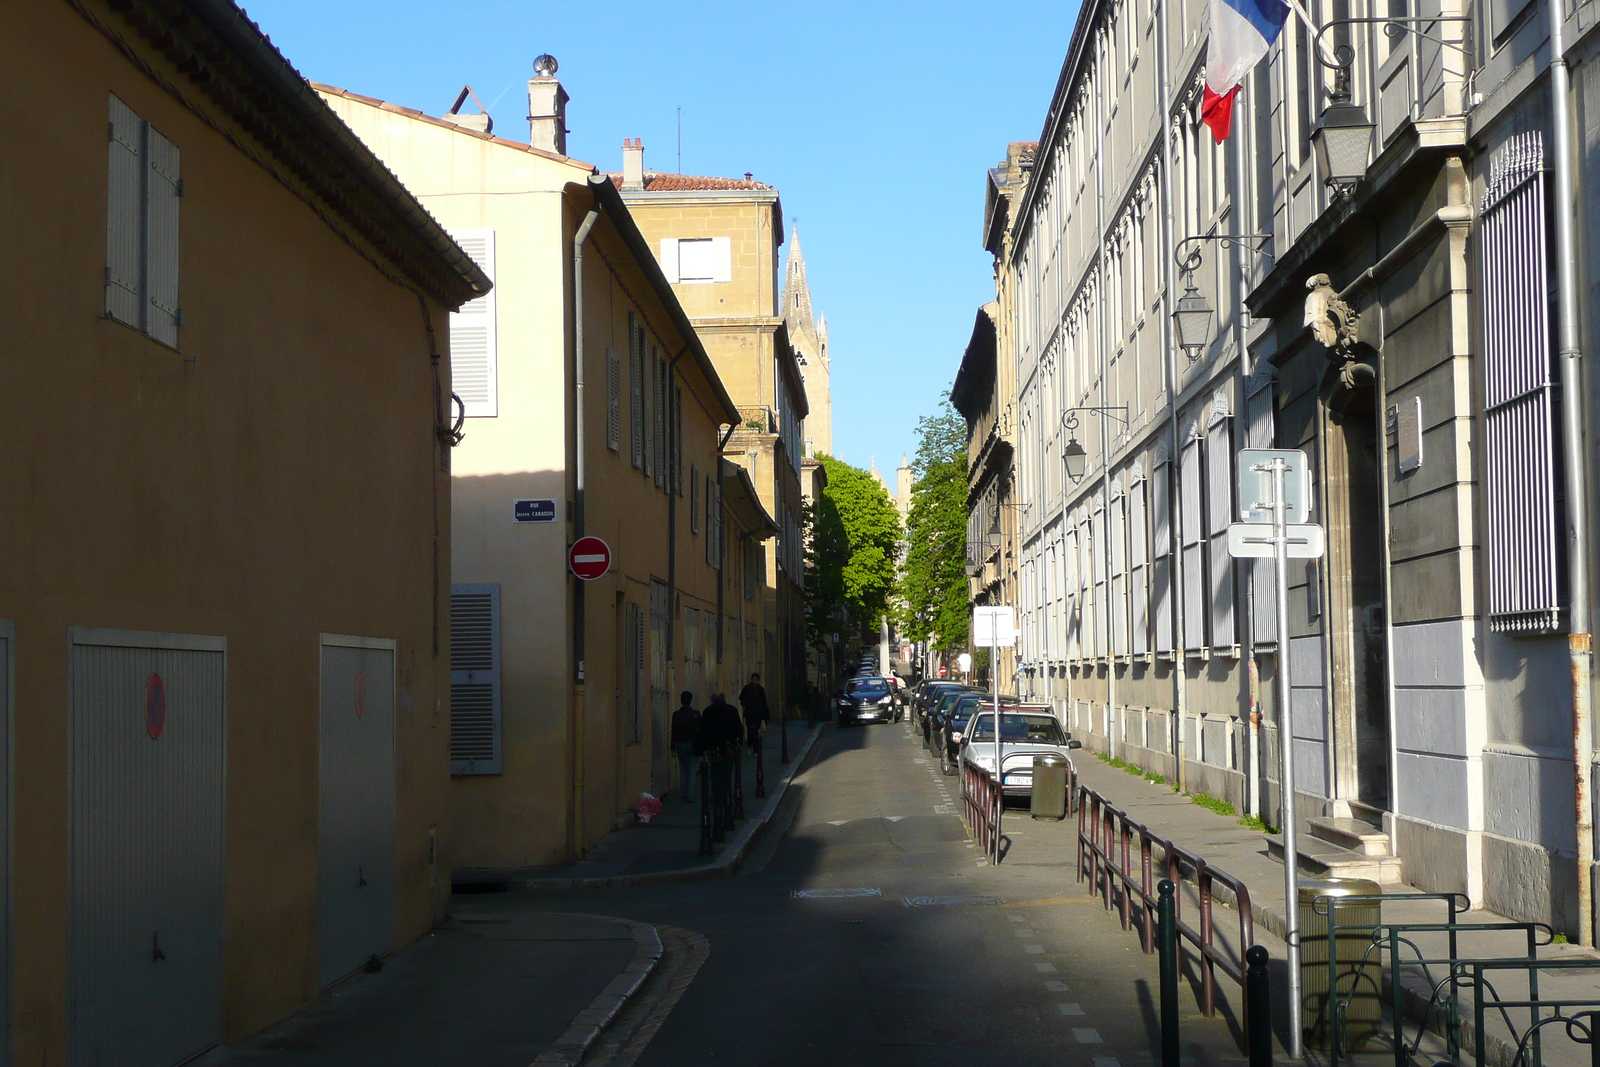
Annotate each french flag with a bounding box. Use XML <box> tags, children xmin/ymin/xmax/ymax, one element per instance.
<box><xmin>1203</xmin><ymin>0</ymin><xmax>1290</xmax><ymax>142</ymax></box>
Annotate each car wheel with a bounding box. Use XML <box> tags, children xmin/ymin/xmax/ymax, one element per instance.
<box><xmin>939</xmin><ymin>749</ymin><xmax>952</xmax><ymax>775</ymax></box>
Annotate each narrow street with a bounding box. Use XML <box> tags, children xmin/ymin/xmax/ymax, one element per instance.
<box><xmin>457</xmin><ymin>723</ymin><xmax>1254</xmax><ymax>1067</ymax></box>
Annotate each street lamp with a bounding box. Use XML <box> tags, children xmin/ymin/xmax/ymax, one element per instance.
<box><xmin>1173</xmin><ymin>280</ymin><xmax>1215</xmax><ymax>360</ymax></box>
<box><xmin>1060</xmin><ymin>406</ymin><xmax>1128</xmax><ymax>485</ymax></box>
<box><xmin>1311</xmin><ymin>95</ymin><xmax>1375</xmax><ymax>194</ymax></box>
<box><xmin>1062</xmin><ymin>436</ymin><xmax>1089</xmax><ymax>483</ymax></box>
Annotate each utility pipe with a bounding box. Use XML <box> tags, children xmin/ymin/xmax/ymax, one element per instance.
<box><xmin>1155</xmin><ymin>0</ymin><xmax>1191</xmax><ymax>790</ymax></box>
<box><xmin>1549</xmin><ymin>0</ymin><xmax>1596</xmax><ymax>946</ymax></box>
<box><xmin>570</xmin><ymin>199</ymin><xmax>601</xmax><ymax>860</ymax></box>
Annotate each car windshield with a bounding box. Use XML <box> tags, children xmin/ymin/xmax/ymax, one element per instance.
<box><xmin>845</xmin><ymin>679</ymin><xmax>890</xmax><ymax>697</ymax></box>
<box><xmin>966</xmin><ymin>714</ymin><xmax>1068</xmax><ymax>745</ymax></box>
<box><xmin>937</xmin><ymin>691</ymin><xmax>971</xmax><ymax>715</ymax></box>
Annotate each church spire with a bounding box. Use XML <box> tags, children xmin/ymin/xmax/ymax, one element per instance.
<box><xmin>782</xmin><ymin>226</ymin><xmax>814</xmax><ymax>330</ymax></box>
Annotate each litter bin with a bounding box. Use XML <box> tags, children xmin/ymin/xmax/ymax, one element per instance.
<box><xmin>1298</xmin><ymin>876</ymin><xmax>1382</xmax><ymax>1050</ymax></box>
<box><xmin>1030</xmin><ymin>753</ymin><xmax>1069</xmax><ymax>820</ymax></box>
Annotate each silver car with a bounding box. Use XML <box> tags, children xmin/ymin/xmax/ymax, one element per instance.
<box><xmin>959</xmin><ymin>708</ymin><xmax>1081</xmax><ymax>797</ymax></box>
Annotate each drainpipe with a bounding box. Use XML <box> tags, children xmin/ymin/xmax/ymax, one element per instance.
<box><xmin>1093</xmin><ymin>31</ymin><xmax>1119</xmax><ymax>760</ymax></box>
<box><xmin>1549</xmin><ymin>0</ymin><xmax>1595</xmax><ymax>946</ymax></box>
<box><xmin>570</xmin><ymin>199</ymin><xmax>601</xmax><ymax>859</ymax></box>
<box><xmin>1156</xmin><ymin>0</ymin><xmax>1191</xmax><ymax>790</ymax></box>
<box><xmin>1230</xmin><ymin>104</ymin><xmax>1259</xmax><ymax>818</ymax></box>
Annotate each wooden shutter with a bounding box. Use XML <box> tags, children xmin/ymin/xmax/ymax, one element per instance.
<box><xmin>644</xmin><ymin>338</ymin><xmax>657</xmax><ymax>480</ymax></box>
<box><xmin>450</xmin><ymin>584</ymin><xmax>501</xmax><ymax>774</ymax></box>
<box><xmin>689</xmin><ymin>464</ymin><xmax>700</xmax><ymax>533</ymax></box>
<box><xmin>653</xmin><ymin>348</ymin><xmax>666</xmax><ymax>489</ymax></box>
<box><xmin>625</xmin><ymin>602</ymin><xmax>644</xmax><ymax>744</ymax></box>
<box><xmin>658</xmin><ymin>239</ymin><xmax>681</xmax><ymax>283</ymax></box>
<box><xmin>105</xmin><ymin>95</ymin><xmax>144</xmax><ymax>330</ymax></box>
<box><xmin>1129</xmin><ymin>472</ymin><xmax>1150</xmax><ymax>656</ymax></box>
<box><xmin>705</xmin><ymin>473</ymin><xmax>716</xmax><ymax>566</ymax></box>
<box><xmin>448</xmin><ymin>230</ymin><xmax>498</xmax><ymax>417</ymax></box>
<box><xmin>629</xmin><ymin>313</ymin><xmax>644</xmax><ymax>469</ymax></box>
<box><xmin>675</xmin><ymin>385</ymin><xmax>684</xmax><ymax>496</ymax></box>
<box><xmin>1179</xmin><ymin>433</ymin><xmax>1206</xmax><ymax>652</ymax></box>
<box><xmin>1152</xmin><ymin>457</ymin><xmax>1174</xmax><ymax>653</ymax></box>
<box><xmin>1205</xmin><ymin>409</ymin><xmax>1237</xmax><ymax>649</ymax></box>
<box><xmin>606</xmin><ymin>348</ymin><xmax>621</xmax><ymax>452</ymax></box>
<box><xmin>710</xmin><ymin>237</ymin><xmax>733</xmax><ymax>282</ymax></box>
<box><xmin>144</xmin><ymin>126</ymin><xmax>181</xmax><ymax>347</ymax></box>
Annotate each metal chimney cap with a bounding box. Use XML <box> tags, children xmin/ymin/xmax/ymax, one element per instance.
<box><xmin>533</xmin><ymin>54</ymin><xmax>559</xmax><ymax>77</ymax></box>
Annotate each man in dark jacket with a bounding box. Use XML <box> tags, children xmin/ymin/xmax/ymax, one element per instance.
<box><xmin>670</xmin><ymin>692</ymin><xmax>701</xmax><ymax>801</ymax></box>
<box><xmin>698</xmin><ymin>691</ymin><xmax>743</xmax><ymax>754</ymax></box>
<box><xmin>738</xmin><ymin>673</ymin><xmax>770</xmax><ymax>754</ymax></box>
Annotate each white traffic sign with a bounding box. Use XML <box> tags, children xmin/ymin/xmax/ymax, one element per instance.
<box><xmin>1227</xmin><ymin>522</ymin><xmax>1326</xmax><ymax>559</ymax></box>
<box><xmin>973</xmin><ymin>606</ymin><xmax>1017</xmax><ymax>648</ymax></box>
<box><xmin>1238</xmin><ymin>449</ymin><xmax>1310</xmax><ymax>525</ymax></box>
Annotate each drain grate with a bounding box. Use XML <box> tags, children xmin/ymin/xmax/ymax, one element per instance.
<box><xmin>791</xmin><ymin>887</ymin><xmax>883</xmax><ymax>899</ymax></box>
<box><xmin>902</xmin><ymin>895</ymin><xmax>1004</xmax><ymax>907</ymax></box>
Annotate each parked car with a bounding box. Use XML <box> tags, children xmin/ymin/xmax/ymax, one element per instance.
<box><xmin>912</xmin><ymin>681</ymin><xmax>971</xmax><ymax>727</ymax></box>
<box><xmin>835</xmin><ymin>676</ymin><xmax>901</xmax><ymax>725</ymax></box>
<box><xmin>959</xmin><ymin>708</ymin><xmax>1082</xmax><ymax>798</ymax></box>
<box><xmin>924</xmin><ymin>688</ymin><xmax>979</xmax><ymax>754</ymax></box>
<box><xmin>934</xmin><ymin>693</ymin><xmax>1026</xmax><ymax>774</ymax></box>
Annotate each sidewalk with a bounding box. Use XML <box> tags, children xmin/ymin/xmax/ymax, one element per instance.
<box><xmin>219</xmin><ymin>912</ymin><xmax>660</xmax><ymax>1067</ymax></box>
<box><xmin>455</xmin><ymin>719</ymin><xmax>820</xmax><ymax>890</ymax></box>
<box><xmin>1006</xmin><ymin>753</ymin><xmax>1600</xmax><ymax>1067</ymax></box>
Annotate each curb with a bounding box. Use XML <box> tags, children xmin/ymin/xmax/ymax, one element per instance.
<box><xmin>489</xmin><ymin>724</ymin><xmax>826</xmax><ymax>893</ymax></box>
<box><xmin>532</xmin><ymin>921</ymin><xmax>663</xmax><ymax>1066</ymax></box>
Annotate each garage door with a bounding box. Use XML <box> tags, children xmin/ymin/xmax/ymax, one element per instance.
<box><xmin>318</xmin><ymin>635</ymin><xmax>396</xmax><ymax>987</ymax></box>
<box><xmin>68</xmin><ymin>627</ymin><xmax>225</xmax><ymax>1067</ymax></box>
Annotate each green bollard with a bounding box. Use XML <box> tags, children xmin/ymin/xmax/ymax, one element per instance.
<box><xmin>1246</xmin><ymin>944</ymin><xmax>1272</xmax><ymax>1067</ymax></box>
<box><xmin>1158</xmin><ymin>879</ymin><xmax>1179</xmax><ymax>1067</ymax></box>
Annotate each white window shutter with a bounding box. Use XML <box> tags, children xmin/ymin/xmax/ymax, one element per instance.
<box><xmin>144</xmin><ymin>126</ymin><xmax>181</xmax><ymax>347</ymax></box>
<box><xmin>659</xmin><ymin>239</ymin><xmax>681</xmax><ymax>283</ymax></box>
<box><xmin>1152</xmin><ymin>459</ymin><xmax>1174</xmax><ymax>654</ymax></box>
<box><xmin>1180</xmin><ymin>435</ymin><xmax>1206</xmax><ymax>652</ymax></box>
<box><xmin>448</xmin><ymin>229</ymin><xmax>498</xmax><ymax>417</ymax></box>
<box><xmin>1129</xmin><ymin>477</ymin><xmax>1149</xmax><ymax>656</ymax></box>
<box><xmin>710</xmin><ymin>236</ymin><xmax>732</xmax><ymax>282</ymax></box>
<box><xmin>606</xmin><ymin>347</ymin><xmax>621</xmax><ymax>451</ymax></box>
<box><xmin>450</xmin><ymin>583</ymin><xmax>502</xmax><ymax>774</ymax></box>
<box><xmin>1205</xmin><ymin>416</ymin><xmax>1237</xmax><ymax>649</ymax></box>
<box><xmin>105</xmin><ymin>95</ymin><xmax>144</xmax><ymax>330</ymax></box>
<box><xmin>1110</xmin><ymin>492</ymin><xmax>1127</xmax><ymax>656</ymax></box>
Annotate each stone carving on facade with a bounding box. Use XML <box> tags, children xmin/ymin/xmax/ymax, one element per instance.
<box><xmin>1304</xmin><ymin>272</ymin><xmax>1373</xmax><ymax>391</ymax></box>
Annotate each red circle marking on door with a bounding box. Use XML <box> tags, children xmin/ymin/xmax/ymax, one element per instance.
<box><xmin>145</xmin><ymin>673</ymin><xmax>166</xmax><ymax>739</ymax></box>
<box><xmin>355</xmin><ymin>671</ymin><xmax>368</xmax><ymax>719</ymax></box>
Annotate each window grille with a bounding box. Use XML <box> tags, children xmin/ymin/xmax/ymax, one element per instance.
<box><xmin>606</xmin><ymin>348</ymin><xmax>621</xmax><ymax>451</ymax></box>
<box><xmin>1481</xmin><ymin>132</ymin><xmax>1564</xmax><ymax>634</ymax></box>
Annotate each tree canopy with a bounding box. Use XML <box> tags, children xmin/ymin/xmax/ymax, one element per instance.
<box><xmin>804</xmin><ymin>455</ymin><xmax>902</xmax><ymax>649</ymax></box>
<box><xmin>899</xmin><ymin>401</ymin><xmax>970</xmax><ymax>653</ymax></box>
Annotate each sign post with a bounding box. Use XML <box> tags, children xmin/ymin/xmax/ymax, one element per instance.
<box><xmin>974</xmin><ymin>606</ymin><xmax>1017</xmax><ymax>865</ymax></box>
<box><xmin>1229</xmin><ymin>449</ymin><xmax>1321</xmax><ymax>1060</ymax></box>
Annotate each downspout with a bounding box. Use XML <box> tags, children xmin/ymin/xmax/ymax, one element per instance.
<box><xmin>1156</xmin><ymin>0</ymin><xmax>1191</xmax><ymax>790</ymax></box>
<box><xmin>1230</xmin><ymin>103</ymin><xmax>1259</xmax><ymax>818</ymax></box>
<box><xmin>1093</xmin><ymin>29</ymin><xmax>1119</xmax><ymax>760</ymax></box>
<box><xmin>570</xmin><ymin>199</ymin><xmax>601</xmax><ymax>859</ymax></box>
<box><xmin>1549</xmin><ymin>0</ymin><xmax>1595</xmax><ymax>945</ymax></box>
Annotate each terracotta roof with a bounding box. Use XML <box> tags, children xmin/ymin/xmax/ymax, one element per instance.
<box><xmin>608</xmin><ymin>171</ymin><xmax>774</xmax><ymax>192</ymax></box>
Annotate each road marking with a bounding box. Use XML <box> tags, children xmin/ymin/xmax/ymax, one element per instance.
<box><xmin>1044</xmin><ymin>980</ymin><xmax>1069</xmax><ymax>992</ymax></box>
<box><xmin>1035</xmin><ymin>962</ymin><xmax>1058</xmax><ymax>973</ymax></box>
<box><xmin>974</xmin><ymin>860</ymin><xmax>989</xmax><ymax>867</ymax></box>
<box><xmin>1073</xmin><ymin>1029</ymin><xmax>1103</xmax><ymax>1044</ymax></box>
<box><xmin>1013</xmin><ymin>929</ymin><xmax>1033</xmax><ymax>938</ymax></box>
<box><xmin>1023</xmin><ymin>945</ymin><xmax>1045</xmax><ymax>954</ymax></box>
<box><xmin>791</xmin><ymin>887</ymin><xmax>882</xmax><ymax>899</ymax></box>
<box><xmin>904</xmin><ymin>895</ymin><xmax>1004</xmax><ymax>907</ymax></box>
<box><xmin>1093</xmin><ymin>1058</ymin><xmax>1121</xmax><ymax>1067</ymax></box>
<box><xmin>1008</xmin><ymin>915</ymin><xmax>1026</xmax><ymax>923</ymax></box>
<box><xmin>1057</xmin><ymin>1003</ymin><xmax>1085</xmax><ymax>1016</ymax></box>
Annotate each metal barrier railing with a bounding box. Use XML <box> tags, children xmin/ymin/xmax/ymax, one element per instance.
<box><xmin>1075</xmin><ymin>784</ymin><xmax>1256</xmax><ymax>1019</ymax></box>
<box><xmin>1454</xmin><ymin>959</ymin><xmax>1600</xmax><ymax>1067</ymax></box>
<box><xmin>962</xmin><ymin>758</ymin><xmax>1002</xmax><ymax>858</ymax></box>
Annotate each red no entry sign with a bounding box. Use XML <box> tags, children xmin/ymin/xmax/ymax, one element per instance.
<box><xmin>569</xmin><ymin>536</ymin><xmax>612</xmax><ymax>581</ymax></box>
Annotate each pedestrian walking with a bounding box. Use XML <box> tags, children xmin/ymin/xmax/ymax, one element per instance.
<box><xmin>739</xmin><ymin>672</ymin><xmax>770</xmax><ymax>754</ymax></box>
<box><xmin>699</xmin><ymin>691</ymin><xmax>743</xmax><ymax>827</ymax></box>
<box><xmin>670</xmin><ymin>692</ymin><xmax>701</xmax><ymax>802</ymax></box>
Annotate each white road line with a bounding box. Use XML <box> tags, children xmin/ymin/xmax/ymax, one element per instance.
<box><xmin>1073</xmin><ymin>1029</ymin><xmax>1103</xmax><ymax>1044</ymax></box>
<box><xmin>1034</xmin><ymin>962</ymin><xmax>1058</xmax><ymax>973</ymax></box>
<box><xmin>1023</xmin><ymin>945</ymin><xmax>1045</xmax><ymax>954</ymax></box>
<box><xmin>1057</xmin><ymin>1003</ymin><xmax>1085</xmax><ymax>1016</ymax></box>
<box><xmin>1013</xmin><ymin>929</ymin><xmax>1033</xmax><ymax>938</ymax></box>
<box><xmin>1044</xmin><ymin>980</ymin><xmax>1069</xmax><ymax>992</ymax></box>
<box><xmin>1008</xmin><ymin>915</ymin><xmax>1026</xmax><ymax>923</ymax></box>
<box><xmin>1093</xmin><ymin>1057</ymin><xmax>1121</xmax><ymax>1067</ymax></box>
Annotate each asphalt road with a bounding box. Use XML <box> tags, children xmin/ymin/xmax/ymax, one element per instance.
<box><xmin>457</xmin><ymin>719</ymin><xmax>1259</xmax><ymax>1067</ymax></box>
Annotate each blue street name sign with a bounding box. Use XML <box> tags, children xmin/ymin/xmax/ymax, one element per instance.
<box><xmin>513</xmin><ymin>499</ymin><xmax>558</xmax><ymax>523</ymax></box>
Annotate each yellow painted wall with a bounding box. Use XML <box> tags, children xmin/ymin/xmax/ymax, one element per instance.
<box><xmin>1</xmin><ymin>1</ymin><xmax>453</xmax><ymax>1055</ymax></box>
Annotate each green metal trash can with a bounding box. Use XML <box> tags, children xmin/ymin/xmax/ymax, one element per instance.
<box><xmin>1298</xmin><ymin>876</ymin><xmax>1382</xmax><ymax>1050</ymax></box>
<box><xmin>1030</xmin><ymin>753</ymin><xmax>1069</xmax><ymax>820</ymax></box>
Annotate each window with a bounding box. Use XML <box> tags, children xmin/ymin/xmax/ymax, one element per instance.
<box><xmin>659</xmin><ymin>237</ymin><xmax>732</xmax><ymax>283</ymax></box>
<box><xmin>450</xmin><ymin>584</ymin><xmax>502</xmax><ymax>774</ymax></box>
<box><xmin>106</xmin><ymin>95</ymin><xmax>182</xmax><ymax>347</ymax></box>
<box><xmin>1129</xmin><ymin>471</ymin><xmax>1150</xmax><ymax>656</ymax></box>
<box><xmin>690</xmin><ymin>464</ymin><xmax>700</xmax><ymax>533</ymax></box>
<box><xmin>606</xmin><ymin>347</ymin><xmax>621</xmax><ymax>451</ymax></box>
<box><xmin>629</xmin><ymin>313</ymin><xmax>644</xmax><ymax>469</ymax></box>
<box><xmin>625</xmin><ymin>601</ymin><xmax>644</xmax><ymax>744</ymax></box>
<box><xmin>447</xmin><ymin>229</ymin><xmax>498</xmax><ymax>417</ymax></box>
<box><xmin>1110</xmin><ymin>487</ymin><xmax>1128</xmax><ymax>656</ymax></box>
<box><xmin>1205</xmin><ymin>404</ymin><xmax>1237</xmax><ymax>650</ymax></box>
<box><xmin>1152</xmin><ymin>455</ymin><xmax>1174</xmax><ymax>653</ymax></box>
<box><xmin>1180</xmin><ymin>430</ymin><xmax>1206</xmax><ymax>652</ymax></box>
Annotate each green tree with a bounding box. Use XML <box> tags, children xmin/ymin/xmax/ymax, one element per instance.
<box><xmin>804</xmin><ymin>455</ymin><xmax>902</xmax><ymax>648</ymax></box>
<box><xmin>899</xmin><ymin>400</ymin><xmax>970</xmax><ymax>652</ymax></box>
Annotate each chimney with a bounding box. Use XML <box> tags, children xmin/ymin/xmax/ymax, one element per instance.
<box><xmin>527</xmin><ymin>54</ymin><xmax>568</xmax><ymax>155</ymax></box>
<box><xmin>621</xmin><ymin>138</ymin><xmax>645</xmax><ymax>191</ymax></box>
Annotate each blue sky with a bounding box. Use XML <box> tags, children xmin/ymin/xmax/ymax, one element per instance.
<box><xmin>247</xmin><ymin>0</ymin><xmax>1078</xmax><ymax>474</ymax></box>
